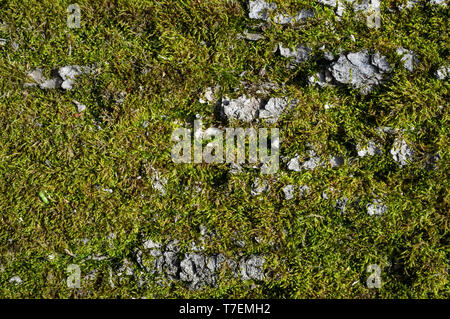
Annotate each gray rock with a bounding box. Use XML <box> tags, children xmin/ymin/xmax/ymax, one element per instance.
<box><xmin>274</xmin><ymin>9</ymin><xmax>315</xmax><ymax>24</ymax></box>
<box><xmin>308</xmin><ymin>69</ymin><xmax>334</xmax><ymax>87</ymax></box>
<box><xmin>357</xmin><ymin>140</ymin><xmax>382</xmax><ymax>157</ymax></box>
<box><xmin>329</xmin><ymin>50</ymin><xmax>391</xmax><ymax>94</ymax></box>
<box><xmin>396</xmin><ymin>48</ymin><xmax>419</xmax><ymax>72</ymax></box>
<box><xmin>249</xmin><ymin>0</ymin><xmax>277</xmax><ymax>21</ymax></box>
<box><xmin>331</xmin><ymin>51</ymin><xmax>378</xmax><ymax>90</ymax></box>
<box><xmin>25</xmin><ymin>65</ymin><xmax>92</xmax><ymax>90</ymax></box>
<box><xmin>367</xmin><ymin>199</ymin><xmax>387</xmax><ymax>216</ymax></box>
<box><xmin>220</xmin><ymin>94</ymin><xmax>294</xmax><ymax>123</ymax></box>
<box><xmin>238</xmin><ymin>30</ymin><xmax>265</xmax><ymax>41</ymax></box>
<box><xmin>330</xmin><ymin>155</ymin><xmax>344</xmax><ymax>167</ymax></box>
<box><xmin>430</xmin><ymin>0</ymin><xmax>447</xmax><ymax>5</ymax></box>
<box><xmin>435</xmin><ymin>66</ymin><xmax>449</xmax><ymax>80</ymax></box>
<box><xmin>279</xmin><ymin>44</ymin><xmax>311</xmax><ymax>65</ymax></box>
<box><xmin>251</xmin><ymin>178</ymin><xmax>268</xmax><ymax>196</ymax></box>
<box><xmin>282</xmin><ymin>184</ymin><xmax>295</xmax><ymax>200</ymax></box>
<box><xmin>400</xmin><ymin>0</ymin><xmax>447</xmax><ymax>10</ymax></box>
<box><xmin>150</xmin><ymin>167</ymin><xmax>167</xmax><ymax>196</ymax></box>
<box><xmin>317</xmin><ymin>0</ymin><xmax>337</xmax><ymax>7</ymax></box>
<box><xmin>298</xmin><ymin>185</ymin><xmax>311</xmax><ymax>197</ymax></box>
<box><xmin>303</xmin><ymin>150</ymin><xmax>325</xmax><ymax>170</ymax></box>
<box><xmin>220</xmin><ymin>95</ymin><xmax>261</xmax><ymax>122</ymax></box>
<box><xmin>390</xmin><ymin>138</ymin><xmax>414</xmax><ymax>167</ymax></box>
<box><xmin>143</xmin><ymin>239</ymin><xmax>162</xmax><ymax>250</ymax></box>
<box><xmin>259</xmin><ymin>97</ymin><xmax>295</xmax><ymax>123</ymax></box>
<box><xmin>371</xmin><ymin>51</ymin><xmax>392</xmax><ymax>73</ymax></box>
<box><xmin>240</xmin><ymin>255</ymin><xmax>265</xmax><ymax>281</ymax></box>
<box><xmin>317</xmin><ymin>0</ymin><xmax>374</xmax><ymax>16</ymax></box>
<box><xmin>9</xmin><ymin>275</ymin><xmax>22</xmax><ymax>285</ymax></box>
<box><xmin>287</xmin><ymin>156</ymin><xmax>301</xmax><ymax>172</ymax></box>
<box><xmin>72</xmin><ymin>100</ymin><xmax>86</xmax><ymax>112</ymax></box>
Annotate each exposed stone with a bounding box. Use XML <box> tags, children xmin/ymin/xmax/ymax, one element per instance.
<box><xmin>251</xmin><ymin>177</ymin><xmax>268</xmax><ymax>196</ymax></box>
<box><xmin>329</xmin><ymin>155</ymin><xmax>344</xmax><ymax>167</ymax></box>
<box><xmin>435</xmin><ymin>66</ymin><xmax>449</xmax><ymax>80</ymax></box>
<box><xmin>150</xmin><ymin>167</ymin><xmax>167</xmax><ymax>196</ymax></box>
<box><xmin>9</xmin><ymin>275</ymin><xmax>23</xmax><ymax>285</ymax></box>
<box><xmin>259</xmin><ymin>97</ymin><xmax>296</xmax><ymax>123</ymax></box>
<box><xmin>72</xmin><ymin>100</ymin><xmax>86</xmax><ymax>112</ymax></box>
<box><xmin>238</xmin><ymin>30</ymin><xmax>265</xmax><ymax>41</ymax></box>
<box><xmin>25</xmin><ymin>65</ymin><xmax>93</xmax><ymax>90</ymax></box>
<box><xmin>219</xmin><ymin>94</ymin><xmax>295</xmax><ymax>123</ymax></box>
<box><xmin>240</xmin><ymin>255</ymin><xmax>265</xmax><ymax>281</ymax></box>
<box><xmin>274</xmin><ymin>9</ymin><xmax>315</xmax><ymax>24</ymax></box>
<box><xmin>330</xmin><ymin>50</ymin><xmax>391</xmax><ymax>94</ymax></box>
<box><xmin>367</xmin><ymin>199</ymin><xmax>387</xmax><ymax>216</ymax></box>
<box><xmin>396</xmin><ymin>48</ymin><xmax>419</xmax><ymax>72</ymax></box>
<box><xmin>279</xmin><ymin>43</ymin><xmax>311</xmax><ymax>66</ymax></box>
<box><xmin>390</xmin><ymin>138</ymin><xmax>414</xmax><ymax>167</ymax></box>
<box><xmin>287</xmin><ymin>156</ymin><xmax>301</xmax><ymax>172</ymax></box>
<box><xmin>357</xmin><ymin>140</ymin><xmax>382</xmax><ymax>157</ymax></box>
<box><xmin>220</xmin><ymin>95</ymin><xmax>261</xmax><ymax>122</ymax></box>
<box><xmin>298</xmin><ymin>185</ymin><xmax>311</xmax><ymax>197</ymax></box>
<box><xmin>303</xmin><ymin>150</ymin><xmax>325</xmax><ymax>170</ymax></box>
<box><xmin>249</xmin><ymin>0</ymin><xmax>277</xmax><ymax>21</ymax></box>
<box><xmin>310</xmin><ymin>50</ymin><xmax>391</xmax><ymax>93</ymax></box>
<box><xmin>282</xmin><ymin>184</ymin><xmax>295</xmax><ymax>200</ymax></box>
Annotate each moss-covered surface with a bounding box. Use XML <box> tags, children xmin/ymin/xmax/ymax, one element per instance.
<box><xmin>0</xmin><ymin>0</ymin><xmax>448</xmax><ymax>298</ymax></box>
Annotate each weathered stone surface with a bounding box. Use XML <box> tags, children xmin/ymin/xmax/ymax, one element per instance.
<box><xmin>249</xmin><ymin>0</ymin><xmax>277</xmax><ymax>21</ymax></box>
<box><xmin>274</xmin><ymin>9</ymin><xmax>315</xmax><ymax>24</ymax></box>
<box><xmin>390</xmin><ymin>138</ymin><xmax>414</xmax><ymax>167</ymax></box>
<box><xmin>9</xmin><ymin>275</ymin><xmax>22</xmax><ymax>285</ymax></box>
<box><xmin>396</xmin><ymin>48</ymin><xmax>419</xmax><ymax>72</ymax></box>
<box><xmin>251</xmin><ymin>177</ymin><xmax>268</xmax><ymax>196</ymax></box>
<box><xmin>150</xmin><ymin>167</ymin><xmax>167</xmax><ymax>196</ymax></box>
<box><xmin>249</xmin><ymin>1</ymin><xmax>314</xmax><ymax>24</ymax></box>
<box><xmin>329</xmin><ymin>155</ymin><xmax>344</xmax><ymax>167</ymax></box>
<box><xmin>279</xmin><ymin>43</ymin><xmax>311</xmax><ymax>66</ymax></box>
<box><xmin>25</xmin><ymin>65</ymin><xmax>93</xmax><ymax>90</ymax></box>
<box><xmin>335</xmin><ymin>197</ymin><xmax>349</xmax><ymax>213</ymax></box>
<box><xmin>330</xmin><ymin>50</ymin><xmax>388</xmax><ymax>94</ymax></box>
<box><xmin>435</xmin><ymin>66</ymin><xmax>449</xmax><ymax>80</ymax></box>
<box><xmin>220</xmin><ymin>95</ymin><xmax>261</xmax><ymax>122</ymax></box>
<box><xmin>219</xmin><ymin>95</ymin><xmax>295</xmax><ymax>123</ymax></box>
<box><xmin>282</xmin><ymin>184</ymin><xmax>295</xmax><ymax>200</ymax></box>
<box><xmin>357</xmin><ymin>141</ymin><xmax>382</xmax><ymax>157</ymax></box>
<box><xmin>259</xmin><ymin>97</ymin><xmax>296</xmax><ymax>123</ymax></box>
<box><xmin>303</xmin><ymin>150</ymin><xmax>325</xmax><ymax>170</ymax></box>
<box><xmin>310</xmin><ymin>50</ymin><xmax>391</xmax><ymax>93</ymax></box>
<box><xmin>240</xmin><ymin>255</ymin><xmax>265</xmax><ymax>281</ymax></box>
<box><xmin>367</xmin><ymin>199</ymin><xmax>387</xmax><ymax>216</ymax></box>
<box><xmin>137</xmin><ymin>238</ymin><xmax>266</xmax><ymax>289</ymax></box>
<box><xmin>287</xmin><ymin>149</ymin><xmax>326</xmax><ymax>171</ymax></box>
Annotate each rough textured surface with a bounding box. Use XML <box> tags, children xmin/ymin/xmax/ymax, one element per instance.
<box><xmin>367</xmin><ymin>200</ymin><xmax>388</xmax><ymax>216</ymax></box>
<box><xmin>251</xmin><ymin>177</ymin><xmax>268</xmax><ymax>196</ymax></box>
<box><xmin>390</xmin><ymin>138</ymin><xmax>414</xmax><ymax>167</ymax></box>
<box><xmin>25</xmin><ymin>65</ymin><xmax>93</xmax><ymax>90</ymax></box>
<box><xmin>282</xmin><ymin>184</ymin><xmax>295</xmax><ymax>200</ymax></box>
<box><xmin>136</xmin><ymin>238</ymin><xmax>265</xmax><ymax>289</ymax></box>
<box><xmin>220</xmin><ymin>95</ymin><xmax>261</xmax><ymax>122</ymax></box>
<box><xmin>310</xmin><ymin>50</ymin><xmax>392</xmax><ymax>93</ymax></box>
<box><xmin>330</xmin><ymin>50</ymin><xmax>391</xmax><ymax>94</ymax></box>
<box><xmin>248</xmin><ymin>0</ymin><xmax>277</xmax><ymax>21</ymax></box>
<box><xmin>396</xmin><ymin>48</ymin><xmax>419</xmax><ymax>72</ymax></box>
<box><xmin>219</xmin><ymin>95</ymin><xmax>295</xmax><ymax>123</ymax></box>
<box><xmin>357</xmin><ymin>141</ymin><xmax>382</xmax><ymax>157</ymax></box>
<box><xmin>279</xmin><ymin>44</ymin><xmax>311</xmax><ymax>67</ymax></box>
<box><xmin>435</xmin><ymin>66</ymin><xmax>449</xmax><ymax>80</ymax></box>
